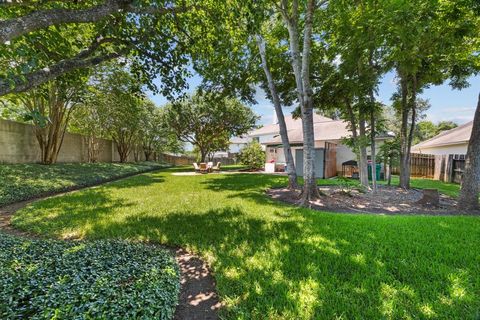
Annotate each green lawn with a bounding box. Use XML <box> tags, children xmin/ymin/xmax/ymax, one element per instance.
<box><xmin>12</xmin><ymin>168</ymin><xmax>480</xmax><ymax>319</ymax></box>
<box><xmin>0</xmin><ymin>162</ymin><xmax>167</xmax><ymax>206</ymax></box>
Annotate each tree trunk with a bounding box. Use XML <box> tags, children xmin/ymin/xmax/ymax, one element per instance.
<box><xmin>458</xmin><ymin>92</ymin><xmax>480</xmax><ymax>211</ymax></box>
<box><xmin>281</xmin><ymin>0</ymin><xmax>319</xmax><ymax>205</ymax></box>
<box><xmin>30</xmin><ymin>94</ymin><xmax>70</xmax><ymax>165</ymax></box>
<box><xmin>399</xmin><ymin>75</ymin><xmax>411</xmax><ymax>189</ymax></box>
<box><xmin>256</xmin><ymin>34</ymin><xmax>298</xmax><ymax>189</ymax></box>
<box><xmin>116</xmin><ymin>141</ymin><xmax>129</xmax><ymax>163</ymax></box>
<box><xmin>358</xmin><ymin>112</ymin><xmax>369</xmax><ymax>187</ymax></box>
<box><xmin>86</xmin><ymin>135</ymin><xmax>100</xmax><ymax>163</ymax></box>
<box><xmin>299</xmin><ymin>0</ymin><xmax>320</xmax><ymax>204</ymax></box>
<box><xmin>133</xmin><ymin>146</ymin><xmax>140</xmax><ymax>162</ymax></box>
<box><xmin>200</xmin><ymin>148</ymin><xmax>207</xmax><ymax>163</ymax></box>
<box><xmin>370</xmin><ymin>105</ymin><xmax>377</xmax><ymax>192</ymax></box>
<box><xmin>387</xmin><ymin>156</ymin><xmax>392</xmax><ymax>186</ymax></box>
<box><xmin>145</xmin><ymin>150</ymin><xmax>152</xmax><ymax>161</ymax></box>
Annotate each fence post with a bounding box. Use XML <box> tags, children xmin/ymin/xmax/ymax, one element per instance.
<box><xmin>445</xmin><ymin>154</ymin><xmax>454</xmax><ymax>183</ymax></box>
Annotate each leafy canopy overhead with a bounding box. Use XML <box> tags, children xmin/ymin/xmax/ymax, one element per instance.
<box><xmin>0</xmin><ymin>0</ymin><xmax>256</xmax><ymax>97</ymax></box>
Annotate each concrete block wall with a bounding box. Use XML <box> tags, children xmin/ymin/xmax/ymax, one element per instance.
<box><xmin>0</xmin><ymin>119</ymin><xmax>144</xmax><ymax>163</ymax></box>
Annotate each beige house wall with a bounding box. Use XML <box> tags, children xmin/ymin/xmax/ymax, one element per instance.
<box><xmin>264</xmin><ymin>138</ymin><xmax>388</xmax><ymax>175</ymax></box>
<box><xmin>0</xmin><ymin>119</ymin><xmax>143</xmax><ymax>163</ymax></box>
<box><xmin>412</xmin><ymin>143</ymin><xmax>468</xmax><ymax>156</ymax></box>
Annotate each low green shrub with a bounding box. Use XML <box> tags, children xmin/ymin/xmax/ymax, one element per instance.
<box><xmin>0</xmin><ymin>162</ymin><xmax>166</xmax><ymax>206</ymax></box>
<box><xmin>238</xmin><ymin>141</ymin><xmax>265</xmax><ymax>170</ymax></box>
<box><xmin>0</xmin><ymin>233</ymin><xmax>179</xmax><ymax>319</ymax></box>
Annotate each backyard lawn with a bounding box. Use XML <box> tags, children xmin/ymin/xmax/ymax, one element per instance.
<box><xmin>11</xmin><ymin>168</ymin><xmax>480</xmax><ymax>319</ymax></box>
<box><xmin>0</xmin><ymin>162</ymin><xmax>167</xmax><ymax>206</ymax></box>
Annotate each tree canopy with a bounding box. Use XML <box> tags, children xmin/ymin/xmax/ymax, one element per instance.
<box><xmin>164</xmin><ymin>92</ymin><xmax>258</xmax><ymax>162</ymax></box>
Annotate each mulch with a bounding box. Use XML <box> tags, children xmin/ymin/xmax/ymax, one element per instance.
<box><xmin>0</xmin><ymin>177</ymin><xmax>221</xmax><ymax>320</ymax></box>
<box><xmin>267</xmin><ymin>185</ymin><xmax>479</xmax><ymax>215</ymax></box>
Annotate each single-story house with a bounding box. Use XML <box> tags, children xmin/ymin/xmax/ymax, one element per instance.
<box><xmin>249</xmin><ymin>113</ymin><xmax>392</xmax><ymax>178</ymax></box>
<box><xmin>411</xmin><ymin>121</ymin><xmax>472</xmax><ymax>155</ymax></box>
<box><xmin>211</xmin><ymin>136</ymin><xmax>252</xmax><ymax>158</ymax></box>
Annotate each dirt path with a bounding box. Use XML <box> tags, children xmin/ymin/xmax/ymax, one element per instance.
<box><xmin>174</xmin><ymin>249</ymin><xmax>221</xmax><ymax>320</ymax></box>
<box><xmin>0</xmin><ymin>175</ymin><xmax>221</xmax><ymax>320</ymax></box>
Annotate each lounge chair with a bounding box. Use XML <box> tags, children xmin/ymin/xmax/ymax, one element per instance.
<box><xmin>199</xmin><ymin>163</ymin><xmax>209</xmax><ymax>173</ymax></box>
<box><xmin>193</xmin><ymin>162</ymin><xmax>200</xmax><ymax>172</ymax></box>
<box><xmin>212</xmin><ymin>162</ymin><xmax>221</xmax><ymax>172</ymax></box>
<box><xmin>207</xmin><ymin>162</ymin><xmax>214</xmax><ymax>172</ymax></box>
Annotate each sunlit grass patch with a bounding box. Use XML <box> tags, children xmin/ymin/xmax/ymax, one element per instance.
<box><xmin>12</xmin><ymin>168</ymin><xmax>480</xmax><ymax>319</ymax></box>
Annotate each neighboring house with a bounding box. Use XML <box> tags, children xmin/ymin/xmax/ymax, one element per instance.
<box><xmin>249</xmin><ymin>113</ymin><xmax>392</xmax><ymax>178</ymax></box>
<box><xmin>211</xmin><ymin>136</ymin><xmax>252</xmax><ymax>158</ymax></box>
<box><xmin>229</xmin><ymin>136</ymin><xmax>252</xmax><ymax>153</ymax></box>
<box><xmin>411</xmin><ymin>121</ymin><xmax>472</xmax><ymax>155</ymax></box>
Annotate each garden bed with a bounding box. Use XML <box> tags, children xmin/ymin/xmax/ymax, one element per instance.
<box><xmin>0</xmin><ymin>162</ymin><xmax>167</xmax><ymax>206</ymax></box>
<box><xmin>267</xmin><ymin>184</ymin><xmax>474</xmax><ymax>215</ymax></box>
<box><xmin>0</xmin><ymin>232</ymin><xmax>179</xmax><ymax>319</ymax></box>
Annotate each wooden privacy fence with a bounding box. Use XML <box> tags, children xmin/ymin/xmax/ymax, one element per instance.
<box><xmin>435</xmin><ymin>154</ymin><xmax>466</xmax><ymax>184</ymax></box>
<box><xmin>391</xmin><ymin>153</ymin><xmax>466</xmax><ymax>183</ymax></box>
<box><xmin>392</xmin><ymin>153</ymin><xmax>436</xmax><ymax>179</ymax></box>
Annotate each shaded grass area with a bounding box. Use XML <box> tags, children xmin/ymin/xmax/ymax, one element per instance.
<box><xmin>0</xmin><ymin>232</ymin><xmax>179</xmax><ymax>319</ymax></box>
<box><xmin>13</xmin><ymin>169</ymin><xmax>480</xmax><ymax>319</ymax></box>
<box><xmin>0</xmin><ymin>162</ymin><xmax>167</xmax><ymax>206</ymax></box>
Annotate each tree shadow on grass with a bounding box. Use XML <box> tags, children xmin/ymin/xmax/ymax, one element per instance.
<box><xmin>106</xmin><ymin>173</ymin><xmax>165</xmax><ymax>189</ymax></box>
<box><xmin>12</xmin><ymin>189</ymin><xmax>136</xmax><ymax>238</ymax></box>
<box><xmin>200</xmin><ymin>173</ymin><xmax>290</xmax><ymax>206</ymax></box>
<box><xmin>12</xmin><ymin>170</ymin><xmax>480</xmax><ymax>318</ymax></box>
<box><xmin>69</xmin><ymin>204</ymin><xmax>479</xmax><ymax>318</ymax></box>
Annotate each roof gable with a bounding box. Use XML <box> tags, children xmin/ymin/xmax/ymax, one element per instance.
<box><xmin>412</xmin><ymin>121</ymin><xmax>473</xmax><ymax>149</ymax></box>
<box><xmin>250</xmin><ymin>113</ymin><xmax>333</xmax><ymax>137</ymax></box>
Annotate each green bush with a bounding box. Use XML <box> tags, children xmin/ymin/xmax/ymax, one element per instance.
<box><xmin>0</xmin><ymin>162</ymin><xmax>166</xmax><ymax>206</ymax></box>
<box><xmin>238</xmin><ymin>141</ymin><xmax>265</xmax><ymax>170</ymax></box>
<box><xmin>0</xmin><ymin>233</ymin><xmax>179</xmax><ymax>319</ymax></box>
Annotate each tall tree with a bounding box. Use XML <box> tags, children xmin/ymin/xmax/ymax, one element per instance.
<box><xmin>7</xmin><ymin>72</ymin><xmax>88</xmax><ymax>164</ymax></box>
<box><xmin>138</xmin><ymin>101</ymin><xmax>181</xmax><ymax>161</ymax></box>
<box><xmin>277</xmin><ymin>0</ymin><xmax>321</xmax><ymax>204</ymax></box>
<box><xmin>256</xmin><ymin>34</ymin><xmax>298</xmax><ymax>189</ymax></box>
<box><xmin>165</xmin><ymin>92</ymin><xmax>258</xmax><ymax>162</ymax></box>
<box><xmin>320</xmin><ymin>0</ymin><xmax>387</xmax><ymax>190</ymax></box>
<box><xmin>383</xmin><ymin>0</ymin><xmax>475</xmax><ymax>189</ymax></box>
<box><xmin>69</xmin><ymin>87</ymin><xmax>108</xmax><ymax>163</ymax></box>
<box><xmin>459</xmin><ymin>94</ymin><xmax>480</xmax><ymax>210</ymax></box>
<box><xmin>93</xmin><ymin>64</ymin><xmax>146</xmax><ymax>163</ymax></box>
<box><xmin>190</xmin><ymin>2</ymin><xmax>299</xmax><ymax>190</ymax></box>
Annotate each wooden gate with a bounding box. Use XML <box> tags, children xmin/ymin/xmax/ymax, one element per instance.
<box><xmin>451</xmin><ymin>154</ymin><xmax>466</xmax><ymax>184</ymax></box>
<box><xmin>324</xmin><ymin>142</ymin><xmax>337</xmax><ymax>178</ymax></box>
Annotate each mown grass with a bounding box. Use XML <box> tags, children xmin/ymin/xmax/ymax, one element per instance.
<box><xmin>13</xmin><ymin>168</ymin><xmax>480</xmax><ymax>319</ymax></box>
<box><xmin>0</xmin><ymin>162</ymin><xmax>167</xmax><ymax>206</ymax></box>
